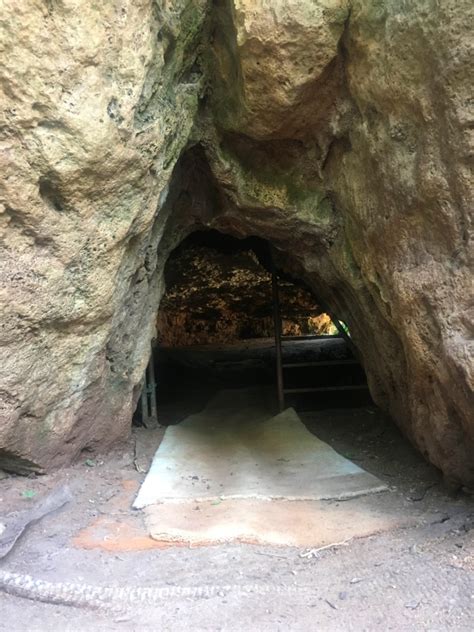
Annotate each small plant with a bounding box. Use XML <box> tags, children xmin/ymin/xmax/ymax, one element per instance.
<box><xmin>21</xmin><ymin>489</ymin><xmax>37</xmax><ymax>499</ymax></box>
<box><xmin>339</xmin><ymin>320</ymin><xmax>351</xmax><ymax>336</ymax></box>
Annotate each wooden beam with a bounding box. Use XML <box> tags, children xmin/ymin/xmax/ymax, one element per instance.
<box><xmin>271</xmin><ymin>272</ymin><xmax>285</xmax><ymax>412</ymax></box>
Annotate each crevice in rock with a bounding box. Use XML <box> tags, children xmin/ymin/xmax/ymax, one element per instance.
<box><xmin>38</xmin><ymin>175</ymin><xmax>65</xmax><ymax>213</ymax></box>
<box><xmin>0</xmin><ymin>449</ymin><xmax>40</xmax><ymax>476</ymax></box>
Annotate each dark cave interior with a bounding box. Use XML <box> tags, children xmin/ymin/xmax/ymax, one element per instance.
<box><xmin>137</xmin><ymin>229</ymin><xmax>373</xmax><ymax>425</ymax></box>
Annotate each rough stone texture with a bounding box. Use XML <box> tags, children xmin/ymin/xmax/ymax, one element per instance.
<box><xmin>211</xmin><ymin>0</ymin><xmax>350</xmax><ymax>140</ymax></box>
<box><xmin>197</xmin><ymin>0</ymin><xmax>473</xmax><ymax>485</ymax></box>
<box><xmin>0</xmin><ymin>0</ymin><xmax>208</xmax><ymax>471</ymax></box>
<box><xmin>156</xmin><ymin>235</ymin><xmax>335</xmax><ymax>346</ymax></box>
<box><xmin>325</xmin><ymin>1</ymin><xmax>474</xmax><ymax>483</ymax></box>
<box><xmin>0</xmin><ymin>1</ymin><xmax>472</xmax><ymax>482</ymax></box>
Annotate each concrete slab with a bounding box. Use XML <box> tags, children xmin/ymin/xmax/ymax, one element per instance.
<box><xmin>134</xmin><ymin>389</ymin><xmax>387</xmax><ymax>509</ymax></box>
<box><xmin>144</xmin><ymin>496</ymin><xmax>411</xmax><ymax>547</ymax></box>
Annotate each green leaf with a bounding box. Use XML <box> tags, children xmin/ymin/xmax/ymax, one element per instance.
<box><xmin>21</xmin><ymin>489</ymin><xmax>37</xmax><ymax>499</ymax></box>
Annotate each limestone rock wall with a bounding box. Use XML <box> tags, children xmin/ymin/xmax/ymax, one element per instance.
<box><xmin>199</xmin><ymin>0</ymin><xmax>474</xmax><ymax>483</ymax></box>
<box><xmin>0</xmin><ymin>0</ymin><xmax>208</xmax><ymax>471</ymax></box>
<box><xmin>0</xmin><ymin>0</ymin><xmax>472</xmax><ymax>482</ymax></box>
<box><xmin>327</xmin><ymin>0</ymin><xmax>474</xmax><ymax>481</ymax></box>
<box><xmin>156</xmin><ymin>240</ymin><xmax>335</xmax><ymax>346</ymax></box>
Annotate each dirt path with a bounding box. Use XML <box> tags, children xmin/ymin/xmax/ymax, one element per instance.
<box><xmin>0</xmin><ymin>403</ymin><xmax>472</xmax><ymax>631</ymax></box>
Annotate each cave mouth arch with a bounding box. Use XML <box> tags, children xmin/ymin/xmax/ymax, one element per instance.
<box><xmin>131</xmin><ymin>227</ymin><xmax>400</xmax><ymax>516</ymax></box>
<box><xmin>137</xmin><ymin>227</ymin><xmax>372</xmax><ymax>429</ymax></box>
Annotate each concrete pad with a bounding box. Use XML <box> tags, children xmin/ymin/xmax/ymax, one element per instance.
<box><xmin>145</xmin><ymin>496</ymin><xmax>410</xmax><ymax>547</ymax></box>
<box><xmin>134</xmin><ymin>389</ymin><xmax>387</xmax><ymax>509</ymax></box>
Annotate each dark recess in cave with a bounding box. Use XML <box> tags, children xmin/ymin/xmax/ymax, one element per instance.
<box><xmin>136</xmin><ymin>229</ymin><xmax>373</xmax><ymax>426</ymax></box>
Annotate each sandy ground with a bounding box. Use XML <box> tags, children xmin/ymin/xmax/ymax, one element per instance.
<box><xmin>0</xmin><ymin>391</ymin><xmax>473</xmax><ymax>631</ymax></box>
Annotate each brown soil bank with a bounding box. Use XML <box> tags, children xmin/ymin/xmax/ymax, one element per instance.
<box><xmin>0</xmin><ymin>1</ymin><xmax>472</xmax><ymax>483</ymax></box>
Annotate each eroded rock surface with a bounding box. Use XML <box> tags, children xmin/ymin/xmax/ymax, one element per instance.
<box><xmin>157</xmin><ymin>233</ymin><xmax>335</xmax><ymax>346</ymax></box>
<box><xmin>0</xmin><ymin>1</ymin><xmax>472</xmax><ymax>482</ymax></box>
<box><xmin>0</xmin><ymin>0</ymin><xmax>208</xmax><ymax>471</ymax></box>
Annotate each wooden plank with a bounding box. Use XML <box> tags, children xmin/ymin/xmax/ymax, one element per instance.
<box><xmin>283</xmin><ymin>385</ymin><xmax>369</xmax><ymax>394</ymax></box>
<box><xmin>281</xmin><ymin>334</ymin><xmax>342</xmax><ymax>342</ymax></box>
<box><xmin>282</xmin><ymin>359</ymin><xmax>359</xmax><ymax>368</ymax></box>
<box><xmin>271</xmin><ymin>272</ymin><xmax>285</xmax><ymax>412</ymax></box>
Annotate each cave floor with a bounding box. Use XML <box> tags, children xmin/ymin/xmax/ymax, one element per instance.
<box><xmin>0</xmin><ymin>388</ymin><xmax>473</xmax><ymax>631</ymax></box>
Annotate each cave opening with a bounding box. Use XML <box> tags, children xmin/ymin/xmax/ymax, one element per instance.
<box><xmin>127</xmin><ymin>143</ymin><xmax>420</xmax><ymax>508</ymax></box>
<box><xmin>131</xmin><ymin>227</ymin><xmax>405</xmax><ymax>516</ymax></box>
<box><xmin>138</xmin><ymin>228</ymin><xmax>373</xmax><ymax>429</ymax></box>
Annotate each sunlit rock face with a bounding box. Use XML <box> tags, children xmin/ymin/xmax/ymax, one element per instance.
<box><xmin>1</xmin><ymin>0</ymin><xmax>472</xmax><ymax>483</ymax></box>
<box><xmin>323</xmin><ymin>1</ymin><xmax>474</xmax><ymax>483</ymax></box>
<box><xmin>156</xmin><ymin>235</ymin><xmax>336</xmax><ymax>346</ymax></box>
<box><xmin>0</xmin><ymin>0</ymin><xmax>208</xmax><ymax>471</ymax></box>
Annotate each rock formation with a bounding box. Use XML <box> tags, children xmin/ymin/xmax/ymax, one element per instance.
<box><xmin>0</xmin><ymin>1</ymin><xmax>472</xmax><ymax>483</ymax></box>
<box><xmin>156</xmin><ymin>233</ymin><xmax>336</xmax><ymax>346</ymax></box>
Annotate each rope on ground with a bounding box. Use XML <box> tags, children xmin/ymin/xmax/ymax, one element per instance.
<box><xmin>0</xmin><ymin>570</ymin><xmax>310</xmax><ymax>613</ymax></box>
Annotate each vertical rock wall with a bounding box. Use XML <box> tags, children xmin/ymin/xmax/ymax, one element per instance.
<box><xmin>197</xmin><ymin>0</ymin><xmax>473</xmax><ymax>482</ymax></box>
<box><xmin>326</xmin><ymin>0</ymin><xmax>474</xmax><ymax>481</ymax></box>
<box><xmin>0</xmin><ymin>0</ymin><xmax>208</xmax><ymax>470</ymax></box>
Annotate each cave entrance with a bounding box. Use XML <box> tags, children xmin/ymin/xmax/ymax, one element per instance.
<box><xmin>133</xmin><ymin>229</ymin><xmax>389</xmax><ymax>529</ymax></box>
<box><xmin>139</xmin><ymin>229</ymin><xmax>373</xmax><ymax>427</ymax></box>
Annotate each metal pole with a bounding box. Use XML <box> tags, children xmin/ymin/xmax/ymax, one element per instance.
<box><xmin>331</xmin><ymin>316</ymin><xmax>356</xmax><ymax>350</ymax></box>
<box><xmin>140</xmin><ymin>376</ymin><xmax>149</xmax><ymax>426</ymax></box>
<box><xmin>314</xmin><ymin>293</ymin><xmax>358</xmax><ymax>355</ymax></box>
<box><xmin>272</xmin><ymin>271</ymin><xmax>285</xmax><ymax>412</ymax></box>
<box><xmin>148</xmin><ymin>344</ymin><xmax>158</xmax><ymax>427</ymax></box>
